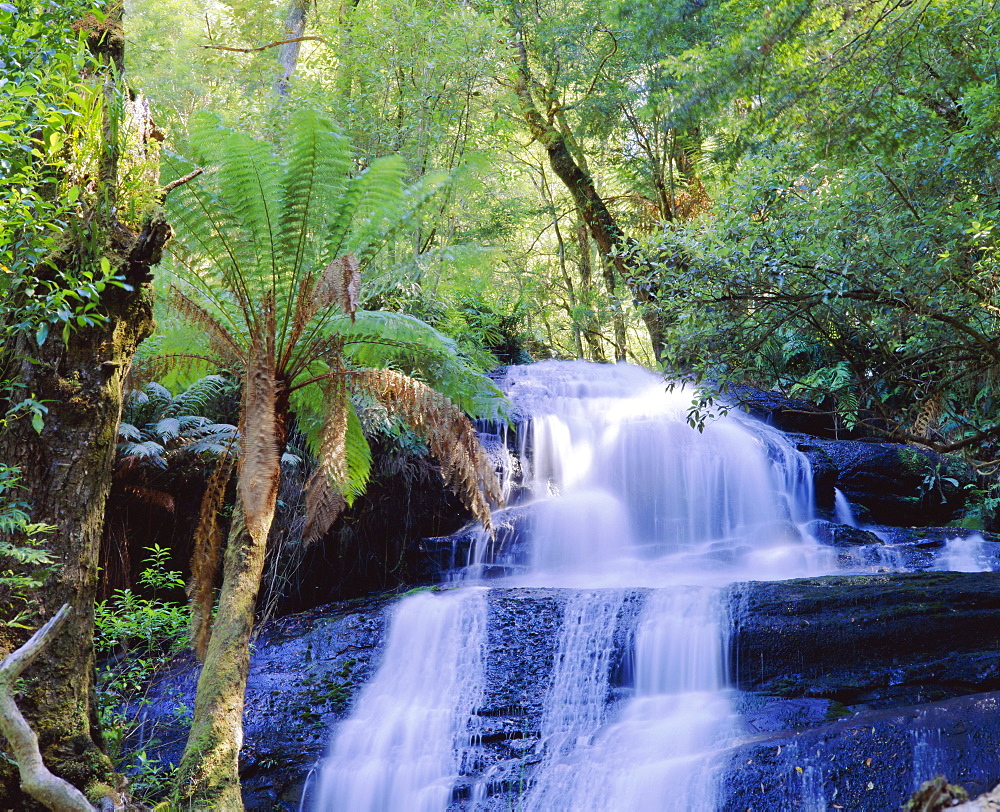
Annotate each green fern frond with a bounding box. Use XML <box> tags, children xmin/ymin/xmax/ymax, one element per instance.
<box><xmin>341</xmin><ymin>400</ymin><xmax>372</xmax><ymax>504</ymax></box>
<box><xmin>333</xmin><ymin>311</ymin><xmax>507</xmax><ymax>419</ymax></box>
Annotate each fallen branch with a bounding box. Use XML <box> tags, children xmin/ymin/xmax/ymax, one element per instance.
<box><xmin>200</xmin><ymin>36</ymin><xmax>326</xmax><ymax>54</ymax></box>
<box><xmin>0</xmin><ymin>604</ymin><xmax>96</xmax><ymax>812</ymax></box>
<box><xmin>160</xmin><ymin>168</ymin><xmax>204</xmax><ymax>197</ymax></box>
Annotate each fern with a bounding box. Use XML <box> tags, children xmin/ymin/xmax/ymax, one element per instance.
<box><xmin>157</xmin><ymin>113</ymin><xmax>505</xmax><ymax>676</ymax></box>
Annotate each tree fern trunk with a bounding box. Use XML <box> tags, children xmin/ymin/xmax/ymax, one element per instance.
<box><xmin>172</xmin><ymin>506</ymin><xmax>267</xmax><ymax>810</ymax></box>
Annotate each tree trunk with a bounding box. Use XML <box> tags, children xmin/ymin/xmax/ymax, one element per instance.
<box><xmin>172</xmin><ymin>510</ymin><xmax>268</xmax><ymax>810</ymax></box>
<box><xmin>512</xmin><ymin>55</ymin><xmax>669</xmax><ymax>364</ymax></box>
<box><xmin>0</xmin><ymin>5</ymin><xmax>171</xmax><ymax>803</ymax></box>
<box><xmin>0</xmin><ymin>210</ymin><xmax>169</xmax><ymax>806</ymax></box>
<box><xmin>274</xmin><ymin>0</ymin><xmax>310</xmax><ymax>96</ymax></box>
<box><xmin>173</xmin><ymin>381</ymin><xmax>287</xmax><ymax>809</ymax></box>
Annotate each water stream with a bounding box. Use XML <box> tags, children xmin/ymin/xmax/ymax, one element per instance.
<box><xmin>311</xmin><ymin>361</ymin><xmax>895</xmax><ymax>809</ymax></box>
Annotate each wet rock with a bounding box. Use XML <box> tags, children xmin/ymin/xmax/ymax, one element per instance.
<box><xmin>721</xmin><ymin>692</ymin><xmax>1000</xmax><ymax>812</ymax></box>
<box><xmin>795</xmin><ymin>439</ymin><xmax>975</xmax><ymax>525</ymax></box>
<box><xmin>807</xmin><ymin>519</ymin><xmax>884</xmax><ymax>547</ymax></box>
<box><xmin>129</xmin><ymin>593</ymin><xmax>394</xmax><ymax>811</ymax></box>
<box><xmin>724</xmin><ymin>383</ymin><xmax>838</xmax><ymax>437</ymax></box>
<box><xmin>130</xmin><ymin>574</ymin><xmax>1000</xmax><ymax>810</ymax></box>
<box><xmin>730</xmin><ymin>573</ymin><xmax>1000</xmax><ymax>706</ymax></box>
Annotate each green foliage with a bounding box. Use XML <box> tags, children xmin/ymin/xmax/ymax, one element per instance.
<box><xmin>162</xmin><ymin>110</ymin><xmax>505</xmax><ymax>474</ymax></box>
<box><xmin>0</xmin><ymin>463</ymin><xmax>56</xmax><ymax>628</ymax></box>
<box><xmin>0</xmin><ymin>1</ymin><xmax>149</xmax><ymax>347</ymax></box>
<box><xmin>94</xmin><ymin>544</ymin><xmax>189</xmax><ymax>802</ymax></box>
<box><xmin>118</xmin><ymin>375</ymin><xmax>237</xmax><ymax>474</ymax></box>
<box><xmin>639</xmin><ymin>0</ymin><xmax>1000</xmax><ymax>453</ymax></box>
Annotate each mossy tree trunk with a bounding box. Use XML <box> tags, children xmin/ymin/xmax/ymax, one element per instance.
<box><xmin>0</xmin><ymin>214</ymin><xmax>169</xmax><ymax>807</ymax></box>
<box><xmin>171</xmin><ymin>511</ymin><xmax>270</xmax><ymax>810</ymax></box>
<box><xmin>0</xmin><ymin>4</ymin><xmax>171</xmax><ymax>806</ymax></box>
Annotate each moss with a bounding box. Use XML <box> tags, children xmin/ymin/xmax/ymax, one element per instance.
<box><xmin>898</xmin><ymin>447</ymin><xmax>930</xmax><ymax>475</ymax></box>
<box><xmin>825</xmin><ymin>701</ymin><xmax>851</xmax><ymax>720</ymax></box>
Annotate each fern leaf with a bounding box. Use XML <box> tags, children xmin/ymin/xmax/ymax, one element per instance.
<box><xmin>301</xmin><ymin>470</ymin><xmax>347</xmax><ymax>546</ymax></box>
<box><xmin>168</xmin><ymin>286</ymin><xmax>244</xmax><ymax>369</ymax></box>
<box><xmin>189</xmin><ymin>448</ymin><xmax>236</xmax><ymax>661</ymax></box>
<box><xmin>353</xmin><ymin>368</ymin><xmax>501</xmax><ymax>530</ymax></box>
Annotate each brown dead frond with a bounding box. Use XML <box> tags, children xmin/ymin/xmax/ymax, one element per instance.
<box><xmin>301</xmin><ymin>468</ymin><xmax>347</xmax><ymax>545</ymax></box>
<box><xmin>288</xmin><ymin>255</ymin><xmax>360</xmax><ymax>355</ymax></box>
<box><xmin>122</xmin><ymin>486</ymin><xmax>176</xmax><ymax>512</ymax></box>
<box><xmin>317</xmin><ymin>254</ymin><xmax>360</xmax><ymax>322</ymax></box>
<box><xmin>237</xmin><ymin>318</ymin><xmax>283</xmax><ymax>546</ymax></box>
<box><xmin>300</xmin><ymin>373</ymin><xmax>350</xmax><ymax>544</ymax></box>
<box><xmin>353</xmin><ymin>368</ymin><xmax>502</xmax><ymax>531</ymax></box>
<box><xmin>912</xmin><ymin>391</ymin><xmax>943</xmax><ymax>441</ymax></box>
<box><xmin>169</xmin><ymin>286</ymin><xmax>244</xmax><ymax>368</ymax></box>
<box><xmin>188</xmin><ymin>447</ymin><xmax>236</xmax><ymax>661</ymax></box>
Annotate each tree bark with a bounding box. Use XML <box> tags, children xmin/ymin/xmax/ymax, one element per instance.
<box><xmin>0</xmin><ymin>208</ymin><xmax>169</xmax><ymax>806</ymax></box>
<box><xmin>0</xmin><ymin>4</ymin><xmax>171</xmax><ymax>804</ymax></box>
<box><xmin>172</xmin><ymin>511</ymin><xmax>268</xmax><ymax>810</ymax></box>
<box><xmin>274</xmin><ymin>0</ymin><xmax>310</xmax><ymax>95</ymax></box>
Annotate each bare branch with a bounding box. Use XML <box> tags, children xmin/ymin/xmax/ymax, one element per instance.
<box><xmin>199</xmin><ymin>35</ymin><xmax>326</xmax><ymax>54</ymax></box>
<box><xmin>160</xmin><ymin>168</ymin><xmax>204</xmax><ymax>197</ymax></box>
<box><xmin>0</xmin><ymin>605</ymin><xmax>97</xmax><ymax>812</ymax></box>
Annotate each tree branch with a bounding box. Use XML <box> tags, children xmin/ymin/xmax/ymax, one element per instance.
<box><xmin>200</xmin><ymin>35</ymin><xmax>326</xmax><ymax>54</ymax></box>
<box><xmin>0</xmin><ymin>604</ymin><xmax>97</xmax><ymax>812</ymax></box>
<box><xmin>160</xmin><ymin>168</ymin><xmax>204</xmax><ymax>197</ymax></box>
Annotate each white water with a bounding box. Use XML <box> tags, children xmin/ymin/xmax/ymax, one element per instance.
<box><xmin>314</xmin><ymin>360</ymin><xmax>840</xmax><ymax>810</ymax></box>
<box><xmin>313</xmin><ymin>588</ymin><xmax>488</xmax><ymax>811</ymax></box>
<box><xmin>933</xmin><ymin>534</ymin><xmax>998</xmax><ymax>572</ymax></box>
<box><xmin>834</xmin><ymin>488</ymin><xmax>858</xmax><ymax>527</ymax></box>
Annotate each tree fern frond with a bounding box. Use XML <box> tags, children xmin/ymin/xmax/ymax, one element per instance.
<box><xmin>352</xmin><ymin>368</ymin><xmax>501</xmax><ymax>530</ymax></box>
<box><xmin>323</xmin><ymin>155</ymin><xmax>408</xmax><ymax>261</ymax></box>
<box><xmin>117</xmin><ymin>440</ymin><xmax>168</xmax><ymax>470</ymax></box>
<box><xmin>118</xmin><ymin>422</ymin><xmax>142</xmax><ymax>442</ymax></box>
<box><xmin>301</xmin><ymin>470</ymin><xmax>347</xmax><ymax>546</ymax></box>
<box><xmin>169</xmin><ymin>374</ymin><xmax>234</xmax><ymax>418</ymax></box>
<box><xmin>277</xmin><ymin>110</ymin><xmax>354</xmax><ymax>289</ymax></box>
<box><xmin>350</xmin><ymin>169</ymin><xmax>449</xmax><ymax>267</ymax></box>
<box><xmin>188</xmin><ymin>113</ymin><xmax>282</xmax><ymax>289</ymax></box>
<box><xmin>284</xmin><ymin>255</ymin><xmax>361</xmax><ymax>371</ymax></box>
<box><xmin>315</xmin><ymin>373</ymin><xmax>350</xmax><ymax>494</ymax></box>
<box><xmin>332</xmin><ymin>311</ymin><xmax>508</xmax><ymax>419</ymax></box>
<box><xmin>168</xmin><ymin>286</ymin><xmax>244</xmax><ymax>369</ymax></box>
<box><xmin>342</xmin><ymin>398</ymin><xmax>373</xmax><ymax>503</ymax></box>
<box><xmin>154</xmin><ymin>417</ymin><xmax>181</xmax><ymax>441</ymax></box>
<box><xmin>189</xmin><ymin>447</ymin><xmax>236</xmax><ymax>662</ymax></box>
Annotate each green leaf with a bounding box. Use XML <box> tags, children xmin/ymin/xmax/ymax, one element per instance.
<box><xmin>35</xmin><ymin>322</ymin><xmax>48</xmax><ymax>346</ymax></box>
<box><xmin>31</xmin><ymin>411</ymin><xmax>43</xmax><ymax>434</ymax></box>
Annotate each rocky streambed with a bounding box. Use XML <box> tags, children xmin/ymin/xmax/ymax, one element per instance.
<box><xmin>132</xmin><ymin>570</ymin><xmax>1000</xmax><ymax>810</ymax></box>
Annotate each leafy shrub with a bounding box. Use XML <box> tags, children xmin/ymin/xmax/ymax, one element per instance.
<box><xmin>94</xmin><ymin>545</ymin><xmax>190</xmax><ymax>802</ymax></box>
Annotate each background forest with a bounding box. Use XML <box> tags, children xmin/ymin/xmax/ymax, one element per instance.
<box><xmin>1</xmin><ymin>0</ymin><xmax>999</xmax><ymax>807</ymax></box>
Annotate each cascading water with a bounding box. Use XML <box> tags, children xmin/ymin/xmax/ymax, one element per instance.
<box><xmin>313</xmin><ymin>360</ymin><xmax>839</xmax><ymax>810</ymax></box>
<box><xmin>314</xmin><ymin>589</ymin><xmax>488</xmax><ymax>811</ymax></box>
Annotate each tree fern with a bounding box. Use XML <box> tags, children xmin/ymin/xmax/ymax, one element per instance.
<box><xmin>161</xmin><ymin>112</ymin><xmax>505</xmax><ymax>804</ymax></box>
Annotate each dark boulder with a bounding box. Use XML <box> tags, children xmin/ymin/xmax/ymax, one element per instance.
<box><xmin>722</xmin><ymin>692</ymin><xmax>1000</xmax><ymax>812</ymax></box>
<box><xmin>730</xmin><ymin>573</ymin><xmax>1000</xmax><ymax>706</ymax></box>
<box><xmin>724</xmin><ymin>383</ymin><xmax>838</xmax><ymax>437</ymax></box>
<box><xmin>795</xmin><ymin>438</ymin><xmax>975</xmax><ymax>525</ymax></box>
<box><xmin>806</xmin><ymin>519</ymin><xmax>884</xmax><ymax>547</ymax></box>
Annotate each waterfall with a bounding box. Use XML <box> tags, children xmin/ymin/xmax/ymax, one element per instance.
<box><xmin>313</xmin><ymin>588</ymin><xmax>488</xmax><ymax>811</ymax></box>
<box><xmin>313</xmin><ymin>360</ymin><xmax>835</xmax><ymax>810</ymax></box>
